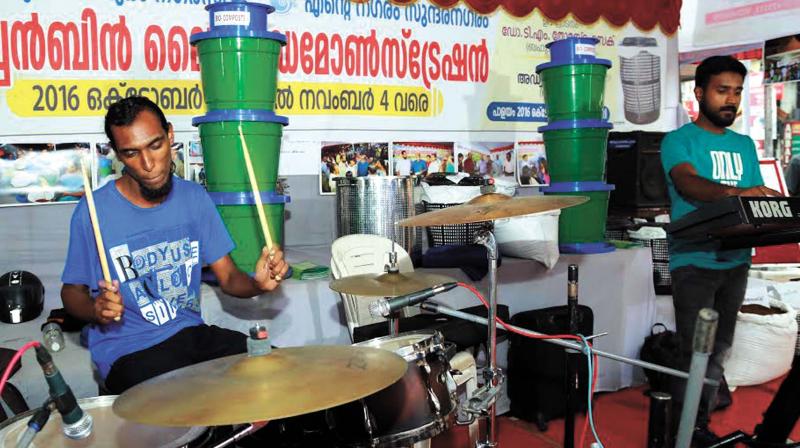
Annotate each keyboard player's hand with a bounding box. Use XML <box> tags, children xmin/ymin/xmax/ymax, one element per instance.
<box><xmin>740</xmin><ymin>185</ymin><xmax>784</xmax><ymax>197</ymax></box>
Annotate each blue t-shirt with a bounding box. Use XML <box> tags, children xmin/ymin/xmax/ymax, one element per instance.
<box><xmin>357</xmin><ymin>160</ymin><xmax>369</xmax><ymax>176</ymax></box>
<box><xmin>411</xmin><ymin>159</ymin><xmax>426</xmax><ymax>174</ymax></box>
<box><xmin>61</xmin><ymin>177</ymin><xmax>234</xmax><ymax>378</ymax></box>
<box><xmin>661</xmin><ymin>123</ymin><xmax>764</xmax><ymax>270</ymax></box>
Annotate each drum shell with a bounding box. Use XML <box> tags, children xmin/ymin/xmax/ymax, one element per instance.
<box><xmin>327</xmin><ymin>331</ymin><xmax>456</xmax><ymax>447</ymax></box>
<box><xmin>334</xmin><ymin>176</ymin><xmax>423</xmax><ymax>262</ymax></box>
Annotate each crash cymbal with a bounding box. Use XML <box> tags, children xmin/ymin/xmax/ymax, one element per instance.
<box><xmin>397</xmin><ymin>193</ymin><xmax>588</xmax><ymax>227</ymax></box>
<box><xmin>329</xmin><ymin>271</ymin><xmax>456</xmax><ymax>297</ymax></box>
<box><xmin>113</xmin><ymin>345</ymin><xmax>407</xmax><ymax>427</ymax></box>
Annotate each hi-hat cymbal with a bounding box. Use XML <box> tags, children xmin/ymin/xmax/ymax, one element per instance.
<box><xmin>329</xmin><ymin>271</ymin><xmax>456</xmax><ymax>297</ymax></box>
<box><xmin>397</xmin><ymin>193</ymin><xmax>588</xmax><ymax>227</ymax></box>
<box><xmin>113</xmin><ymin>346</ymin><xmax>407</xmax><ymax>427</ymax></box>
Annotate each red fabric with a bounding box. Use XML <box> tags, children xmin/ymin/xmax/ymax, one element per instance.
<box><xmin>412</xmin><ymin>0</ymin><xmax>682</xmax><ymax>34</ymax></box>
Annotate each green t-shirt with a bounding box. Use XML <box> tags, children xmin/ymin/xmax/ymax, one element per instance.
<box><xmin>660</xmin><ymin>123</ymin><xmax>763</xmax><ymax>270</ymax></box>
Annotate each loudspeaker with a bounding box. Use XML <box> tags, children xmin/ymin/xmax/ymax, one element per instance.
<box><xmin>606</xmin><ymin>131</ymin><xmax>670</xmax><ymax>208</ymax></box>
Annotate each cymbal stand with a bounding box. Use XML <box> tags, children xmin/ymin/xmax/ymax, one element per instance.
<box><xmin>386</xmin><ymin>205</ymin><xmax>401</xmax><ymax>336</ymax></box>
<box><xmin>466</xmin><ymin>226</ymin><xmax>502</xmax><ymax>448</ymax></box>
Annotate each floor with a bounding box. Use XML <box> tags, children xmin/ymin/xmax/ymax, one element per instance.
<box><xmin>433</xmin><ymin>377</ymin><xmax>799</xmax><ymax>447</ymax></box>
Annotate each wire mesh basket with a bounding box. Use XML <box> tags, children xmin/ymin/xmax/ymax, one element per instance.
<box><xmin>423</xmin><ymin>201</ymin><xmax>489</xmax><ymax>247</ymax></box>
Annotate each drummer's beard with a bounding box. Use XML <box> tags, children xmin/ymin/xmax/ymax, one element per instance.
<box><xmin>125</xmin><ymin>162</ymin><xmax>175</xmax><ymax>201</ymax></box>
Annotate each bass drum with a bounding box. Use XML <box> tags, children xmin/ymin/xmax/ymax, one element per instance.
<box><xmin>0</xmin><ymin>395</ymin><xmax>211</xmax><ymax>447</ymax></box>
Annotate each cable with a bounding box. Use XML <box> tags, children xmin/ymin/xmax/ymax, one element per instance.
<box><xmin>454</xmin><ymin>282</ymin><xmax>602</xmax><ymax>446</ymax></box>
<box><xmin>580</xmin><ymin>335</ymin><xmax>604</xmax><ymax>448</ymax></box>
<box><xmin>0</xmin><ymin>341</ymin><xmax>40</xmax><ymax>399</ymax></box>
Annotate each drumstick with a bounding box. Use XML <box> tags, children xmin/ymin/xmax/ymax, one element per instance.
<box><xmin>80</xmin><ymin>156</ymin><xmax>120</xmax><ymax>321</ymax></box>
<box><xmin>238</xmin><ymin>126</ymin><xmax>282</xmax><ymax>281</ymax></box>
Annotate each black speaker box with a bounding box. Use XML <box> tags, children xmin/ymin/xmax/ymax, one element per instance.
<box><xmin>507</xmin><ymin>305</ymin><xmax>593</xmax><ymax>430</ymax></box>
<box><xmin>606</xmin><ymin>131</ymin><xmax>670</xmax><ymax>208</ymax></box>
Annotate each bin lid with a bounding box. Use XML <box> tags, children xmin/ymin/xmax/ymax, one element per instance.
<box><xmin>192</xmin><ymin>109</ymin><xmax>289</xmax><ymax>126</ymax></box>
<box><xmin>541</xmin><ymin>181</ymin><xmax>615</xmax><ymax>193</ymax></box>
<box><xmin>191</xmin><ymin>29</ymin><xmax>286</xmax><ymax>43</ymax></box>
<box><xmin>538</xmin><ymin>119</ymin><xmax>613</xmax><ymax>132</ymax></box>
<box><xmin>208</xmin><ymin>191</ymin><xmax>291</xmax><ymax>205</ymax></box>
<box><xmin>536</xmin><ymin>37</ymin><xmax>612</xmax><ymax>72</ymax></box>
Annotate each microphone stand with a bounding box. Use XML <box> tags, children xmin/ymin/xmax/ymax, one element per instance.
<box><xmin>564</xmin><ymin>265</ymin><xmax>580</xmax><ymax>448</ymax></box>
<box><xmin>420</xmin><ymin>303</ymin><xmax>721</xmax><ymax>384</ymax></box>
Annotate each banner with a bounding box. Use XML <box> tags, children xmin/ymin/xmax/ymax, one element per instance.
<box><xmin>687</xmin><ymin>0</ymin><xmax>800</xmax><ymax>51</ymax></box>
<box><xmin>0</xmin><ymin>0</ymin><xmax>676</xmax><ymax>204</ymax></box>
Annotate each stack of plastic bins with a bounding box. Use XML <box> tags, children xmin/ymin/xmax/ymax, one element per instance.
<box><xmin>190</xmin><ymin>1</ymin><xmax>290</xmax><ymax>273</ymax></box>
<box><xmin>536</xmin><ymin>37</ymin><xmax>615</xmax><ymax>254</ymax></box>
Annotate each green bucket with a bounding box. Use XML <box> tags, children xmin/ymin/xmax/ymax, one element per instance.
<box><xmin>211</xmin><ymin>191</ymin><xmax>289</xmax><ymax>273</ymax></box>
<box><xmin>540</xmin><ymin>119</ymin><xmax>613</xmax><ymax>182</ymax></box>
<box><xmin>538</xmin><ymin>64</ymin><xmax>609</xmax><ymax>121</ymax></box>
<box><xmin>192</xmin><ymin>110</ymin><xmax>288</xmax><ymax>192</ymax></box>
<box><xmin>543</xmin><ymin>182</ymin><xmax>614</xmax><ymax>244</ymax></box>
<box><xmin>193</xmin><ymin>34</ymin><xmax>285</xmax><ymax>110</ymax></box>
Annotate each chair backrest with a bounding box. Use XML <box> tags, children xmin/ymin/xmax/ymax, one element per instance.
<box><xmin>331</xmin><ymin>234</ymin><xmax>414</xmax><ymax>338</ymax></box>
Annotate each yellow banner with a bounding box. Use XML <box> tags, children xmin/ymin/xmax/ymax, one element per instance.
<box><xmin>275</xmin><ymin>82</ymin><xmax>444</xmax><ymax>117</ymax></box>
<box><xmin>6</xmin><ymin>79</ymin><xmax>205</xmax><ymax>117</ymax></box>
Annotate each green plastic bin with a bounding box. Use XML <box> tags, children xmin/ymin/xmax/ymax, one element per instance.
<box><xmin>543</xmin><ymin>182</ymin><xmax>614</xmax><ymax>244</ymax></box>
<box><xmin>535</xmin><ymin>37</ymin><xmax>612</xmax><ymax>122</ymax></box>
<box><xmin>192</xmin><ymin>110</ymin><xmax>288</xmax><ymax>192</ymax></box>
<box><xmin>194</xmin><ymin>36</ymin><xmax>284</xmax><ymax>110</ymax></box>
<box><xmin>539</xmin><ymin>65</ymin><xmax>609</xmax><ymax>121</ymax></box>
<box><xmin>539</xmin><ymin>119</ymin><xmax>613</xmax><ymax>182</ymax></box>
<box><xmin>210</xmin><ymin>191</ymin><xmax>289</xmax><ymax>273</ymax></box>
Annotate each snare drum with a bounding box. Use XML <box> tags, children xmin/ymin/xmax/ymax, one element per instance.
<box><xmin>327</xmin><ymin>330</ymin><xmax>457</xmax><ymax>447</ymax></box>
<box><xmin>0</xmin><ymin>396</ymin><xmax>210</xmax><ymax>448</ymax></box>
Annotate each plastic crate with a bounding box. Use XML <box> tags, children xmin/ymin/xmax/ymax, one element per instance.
<box><xmin>630</xmin><ymin>236</ymin><xmax>671</xmax><ymax>295</ymax></box>
<box><xmin>423</xmin><ymin>201</ymin><xmax>489</xmax><ymax>247</ymax></box>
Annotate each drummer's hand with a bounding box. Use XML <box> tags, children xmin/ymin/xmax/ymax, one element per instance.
<box><xmin>254</xmin><ymin>246</ymin><xmax>289</xmax><ymax>292</ymax></box>
<box><xmin>95</xmin><ymin>279</ymin><xmax>123</xmax><ymax>325</ymax></box>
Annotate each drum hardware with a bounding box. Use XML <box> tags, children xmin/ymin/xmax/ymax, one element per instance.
<box><xmin>209</xmin><ymin>421</ymin><xmax>268</xmax><ymax>448</ymax></box>
<box><xmin>396</xmin><ymin>191</ymin><xmax>726</xmax><ymax>447</ymax></box>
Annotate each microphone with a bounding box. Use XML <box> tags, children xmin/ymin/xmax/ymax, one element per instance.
<box><xmin>369</xmin><ymin>282</ymin><xmax>458</xmax><ymax>318</ymax></box>
<box><xmin>34</xmin><ymin>345</ymin><xmax>93</xmax><ymax>440</ymax></box>
<box><xmin>41</xmin><ymin>321</ymin><xmax>65</xmax><ymax>353</ymax></box>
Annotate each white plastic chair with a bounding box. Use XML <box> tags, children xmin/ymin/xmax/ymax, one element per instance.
<box><xmin>330</xmin><ymin>234</ymin><xmax>416</xmax><ymax>339</ymax></box>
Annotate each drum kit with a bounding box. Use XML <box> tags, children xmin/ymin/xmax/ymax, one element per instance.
<box><xmin>0</xmin><ymin>191</ymin><xmax>591</xmax><ymax>448</ymax></box>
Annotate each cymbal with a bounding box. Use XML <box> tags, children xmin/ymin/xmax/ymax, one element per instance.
<box><xmin>113</xmin><ymin>345</ymin><xmax>407</xmax><ymax>427</ymax></box>
<box><xmin>329</xmin><ymin>271</ymin><xmax>456</xmax><ymax>297</ymax></box>
<box><xmin>397</xmin><ymin>193</ymin><xmax>588</xmax><ymax>227</ymax></box>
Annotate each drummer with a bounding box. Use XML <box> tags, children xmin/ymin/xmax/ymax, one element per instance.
<box><xmin>60</xmin><ymin>96</ymin><xmax>289</xmax><ymax>394</ymax></box>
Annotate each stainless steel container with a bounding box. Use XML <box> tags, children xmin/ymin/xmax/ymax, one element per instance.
<box><xmin>335</xmin><ymin>176</ymin><xmax>423</xmax><ymax>261</ymax></box>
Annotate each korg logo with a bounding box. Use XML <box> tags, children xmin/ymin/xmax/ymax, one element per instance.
<box><xmin>748</xmin><ymin>200</ymin><xmax>793</xmax><ymax>218</ymax></box>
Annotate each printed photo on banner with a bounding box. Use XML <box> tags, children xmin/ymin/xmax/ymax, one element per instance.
<box><xmin>171</xmin><ymin>142</ymin><xmax>187</xmax><ymax>179</ymax></box>
<box><xmin>320</xmin><ymin>142</ymin><xmax>390</xmax><ymax>195</ymax></box>
<box><xmin>187</xmin><ymin>138</ymin><xmax>205</xmax><ymax>188</ymax></box>
<box><xmin>454</xmin><ymin>142</ymin><xmax>515</xmax><ymax>180</ymax></box>
<box><xmin>95</xmin><ymin>142</ymin><xmax>123</xmax><ymax>188</ymax></box>
<box><xmin>516</xmin><ymin>140</ymin><xmax>549</xmax><ymax>186</ymax></box>
<box><xmin>0</xmin><ymin>142</ymin><xmax>87</xmax><ymax>206</ymax></box>
<box><xmin>391</xmin><ymin>142</ymin><xmax>455</xmax><ymax>177</ymax></box>
<box><xmin>764</xmin><ymin>35</ymin><xmax>800</xmax><ymax>84</ymax></box>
